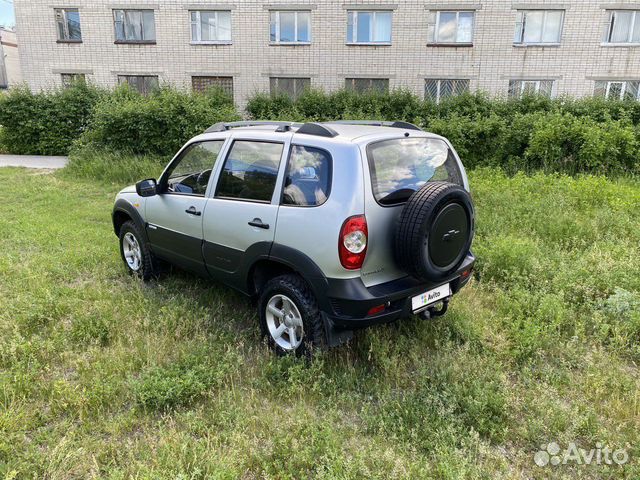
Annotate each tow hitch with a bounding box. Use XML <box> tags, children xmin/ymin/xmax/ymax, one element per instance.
<box><xmin>420</xmin><ymin>298</ymin><xmax>449</xmax><ymax>320</ymax></box>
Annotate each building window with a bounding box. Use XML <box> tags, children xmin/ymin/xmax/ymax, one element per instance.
<box><xmin>347</xmin><ymin>11</ymin><xmax>392</xmax><ymax>44</ymax></box>
<box><xmin>192</xmin><ymin>76</ymin><xmax>234</xmax><ymax>97</ymax></box>
<box><xmin>55</xmin><ymin>8</ymin><xmax>82</xmax><ymax>42</ymax></box>
<box><xmin>508</xmin><ymin>79</ymin><xmax>555</xmax><ymax>98</ymax></box>
<box><xmin>425</xmin><ymin>79</ymin><xmax>470</xmax><ymax>103</ymax></box>
<box><xmin>190</xmin><ymin>11</ymin><xmax>232</xmax><ymax>43</ymax></box>
<box><xmin>605</xmin><ymin>11</ymin><xmax>640</xmax><ymax>44</ymax></box>
<box><xmin>594</xmin><ymin>80</ymin><xmax>640</xmax><ymax>100</ymax></box>
<box><xmin>61</xmin><ymin>73</ymin><xmax>85</xmax><ymax>87</ymax></box>
<box><xmin>270</xmin><ymin>11</ymin><xmax>311</xmax><ymax>44</ymax></box>
<box><xmin>432</xmin><ymin>11</ymin><xmax>474</xmax><ymax>44</ymax></box>
<box><xmin>118</xmin><ymin>75</ymin><xmax>159</xmax><ymax>95</ymax></box>
<box><xmin>270</xmin><ymin>77</ymin><xmax>310</xmax><ymax>99</ymax></box>
<box><xmin>113</xmin><ymin>9</ymin><xmax>156</xmax><ymax>43</ymax></box>
<box><xmin>514</xmin><ymin>10</ymin><xmax>564</xmax><ymax>45</ymax></box>
<box><xmin>345</xmin><ymin>78</ymin><xmax>389</xmax><ymax>93</ymax></box>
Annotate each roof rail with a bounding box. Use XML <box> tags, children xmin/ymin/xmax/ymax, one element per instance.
<box><xmin>330</xmin><ymin>120</ymin><xmax>423</xmax><ymax>131</ymax></box>
<box><xmin>204</xmin><ymin>121</ymin><xmax>300</xmax><ymax>133</ymax></box>
<box><xmin>296</xmin><ymin>122</ymin><xmax>339</xmax><ymax>138</ymax></box>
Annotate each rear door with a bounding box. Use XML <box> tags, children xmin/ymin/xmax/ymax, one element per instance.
<box><xmin>202</xmin><ymin>137</ymin><xmax>288</xmax><ymax>285</ymax></box>
<box><xmin>145</xmin><ymin>139</ymin><xmax>226</xmax><ymax>275</ymax></box>
<box><xmin>360</xmin><ymin>136</ymin><xmax>465</xmax><ymax>287</ymax></box>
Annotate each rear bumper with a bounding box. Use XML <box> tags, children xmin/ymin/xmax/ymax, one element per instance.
<box><xmin>323</xmin><ymin>253</ymin><xmax>475</xmax><ymax>329</ymax></box>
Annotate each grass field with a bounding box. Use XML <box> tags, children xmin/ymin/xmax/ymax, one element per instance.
<box><xmin>0</xmin><ymin>165</ymin><xmax>638</xmax><ymax>479</ymax></box>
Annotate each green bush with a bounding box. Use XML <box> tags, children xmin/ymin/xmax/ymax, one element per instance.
<box><xmin>245</xmin><ymin>88</ymin><xmax>640</xmax><ymax>175</ymax></box>
<box><xmin>3</xmin><ymin>82</ymin><xmax>640</xmax><ymax>175</ymax></box>
<box><xmin>525</xmin><ymin>113</ymin><xmax>639</xmax><ymax>174</ymax></box>
<box><xmin>83</xmin><ymin>85</ymin><xmax>240</xmax><ymax>156</ymax></box>
<box><xmin>0</xmin><ymin>82</ymin><xmax>104</xmax><ymax>155</ymax></box>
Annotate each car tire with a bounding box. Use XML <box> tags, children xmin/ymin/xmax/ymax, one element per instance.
<box><xmin>258</xmin><ymin>274</ymin><xmax>326</xmax><ymax>356</ymax></box>
<box><xmin>395</xmin><ymin>181</ymin><xmax>474</xmax><ymax>282</ymax></box>
<box><xmin>119</xmin><ymin>220</ymin><xmax>158</xmax><ymax>281</ymax></box>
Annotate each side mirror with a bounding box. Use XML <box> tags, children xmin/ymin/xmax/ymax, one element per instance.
<box><xmin>136</xmin><ymin>178</ymin><xmax>157</xmax><ymax>197</ymax></box>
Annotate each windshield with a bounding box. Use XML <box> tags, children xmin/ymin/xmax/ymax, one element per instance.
<box><xmin>367</xmin><ymin>137</ymin><xmax>463</xmax><ymax>205</ymax></box>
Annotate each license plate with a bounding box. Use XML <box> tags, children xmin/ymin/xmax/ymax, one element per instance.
<box><xmin>411</xmin><ymin>283</ymin><xmax>451</xmax><ymax>312</ymax></box>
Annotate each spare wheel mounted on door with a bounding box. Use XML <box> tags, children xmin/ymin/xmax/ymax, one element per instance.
<box><xmin>395</xmin><ymin>181</ymin><xmax>474</xmax><ymax>282</ymax></box>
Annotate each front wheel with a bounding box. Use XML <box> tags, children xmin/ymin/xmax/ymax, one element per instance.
<box><xmin>118</xmin><ymin>220</ymin><xmax>158</xmax><ymax>281</ymax></box>
<box><xmin>258</xmin><ymin>274</ymin><xmax>326</xmax><ymax>356</ymax></box>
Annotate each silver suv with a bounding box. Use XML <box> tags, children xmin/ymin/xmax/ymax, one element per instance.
<box><xmin>112</xmin><ymin>121</ymin><xmax>475</xmax><ymax>354</ymax></box>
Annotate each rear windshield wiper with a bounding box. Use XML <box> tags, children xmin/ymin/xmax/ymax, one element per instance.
<box><xmin>378</xmin><ymin>188</ymin><xmax>416</xmax><ymax>205</ymax></box>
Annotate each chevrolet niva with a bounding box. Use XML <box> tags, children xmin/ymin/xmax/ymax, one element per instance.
<box><xmin>112</xmin><ymin>121</ymin><xmax>475</xmax><ymax>354</ymax></box>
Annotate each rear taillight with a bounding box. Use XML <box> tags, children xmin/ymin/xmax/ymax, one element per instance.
<box><xmin>339</xmin><ymin>215</ymin><xmax>368</xmax><ymax>270</ymax></box>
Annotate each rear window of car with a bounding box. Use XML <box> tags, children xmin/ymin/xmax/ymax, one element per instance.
<box><xmin>367</xmin><ymin>137</ymin><xmax>463</xmax><ymax>205</ymax></box>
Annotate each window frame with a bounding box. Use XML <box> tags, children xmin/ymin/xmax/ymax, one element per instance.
<box><xmin>117</xmin><ymin>75</ymin><xmax>160</xmax><ymax>95</ymax></box>
<box><xmin>605</xmin><ymin>10</ymin><xmax>640</xmax><ymax>45</ymax></box>
<box><xmin>346</xmin><ymin>10</ymin><xmax>393</xmax><ymax>45</ymax></box>
<box><xmin>345</xmin><ymin>77</ymin><xmax>390</xmax><ymax>93</ymax></box>
<box><xmin>279</xmin><ymin>144</ymin><xmax>333</xmax><ymax>208</ymax></box>
<box><xmin>55</xmin><ymin>8</ymin><xmax>82</xmax><ymax>42</ymax></box>
<box><xmin>113</xmin><ymin>9</ymin><xmax>156</xmax><ymax>44</ymax></box>
<box><xmin>270</xmin><ymin>10</ymin><xmax>311</xmax><ymax>44</ymax></box>
<box><xmin>514</xmin><ymin>9</ymin><xmax>564</xmax><ymax>45</ymax></box>
<box><xmin>269</xmin><ymin>77</ymin><xmax>311</xmax><ymax>100</ymax></box>
<box><xmin>508</xmin><ymin>79</ymin><xmax>556</xmax><ymax>98</ymax></box>
<box><xmin>189</xmin><ymin>10</ymin><xmax>232</xmax><ymax>44</ymax></box>
<box><xmin>432</xmin><ymin>10</ymin><xmax>475</xmax><ymax>45</ymax></box>
<box><xmin>158</xmin><ymin>140</ymin><xmax>227</xmax><ymax>197</ymax></box>
<box><xmin>191</xmin><ymin>76</ymin><xmax>234</xmax><ymax>96</ymax></box>
<box><xmin>61</xmin><ymin>73</ymin><xmax>86</xmax><ymax>87</ymax></box>
<box><xmin>597</xmin><ymin>80</ymin><xmax>640</xmax><ymax>100</ymax></box>
<box><xmin>424</xmin><ymin>78</ymin><xmax>470</xmax><ymax>103</ymax></box>
<box><xmin>214</xmin><ymin>139</ymin><xmax>286</xmax><ymax>204</ymax></box>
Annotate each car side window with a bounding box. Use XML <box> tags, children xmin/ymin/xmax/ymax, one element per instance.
<box><xmin>215</xmin><ymin>140</ymin><xmax>284</xmax><ymax>202</ymax></box>
<box><xmin>164</xmin><ymin>140</ymin><xmax>224</xmax><ymax>196</ymax></box>
<box><xmin>282</xmin><ymin>145</ymin><xmax>332</xmax><ymax>206</ymax></box>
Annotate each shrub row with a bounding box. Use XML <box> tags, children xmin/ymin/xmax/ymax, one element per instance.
<box><xmin>0</xmin><ymin>83</ymin><xmax>104</xmax><ymax>155</ymax></box>
<box><xmin>247</xmin><ymin>89</ymin><xmax>640</xmax><ymax>126</ymax></box>
<box><xmin>1</xmin><ymin>83</ymin><xmax>639</xmax><ymax>174</ymax></box>
<box><xmin>0</xmin><ymin>82</ymin><xmax>238</xmax><ymax>156</ymax></box>
<box><xmin>247</xmin><ymin>90</ymin><xmax>640</xmax><ymax>175</ymax></box>
<box><xmin>81</xmin><ymin>86</ymin><xmax>239</xmax><ymax>155</ymax></box>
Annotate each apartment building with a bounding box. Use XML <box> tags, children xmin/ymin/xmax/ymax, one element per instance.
<box><xmin>0</xmin><ymin>28</ymin><xmax>22</xmax><ymax>89</ymax></box>
<box><xmin>13</xmin><ymin>0</ymin><xmax>640</xmax><ymax>106</ymax></box>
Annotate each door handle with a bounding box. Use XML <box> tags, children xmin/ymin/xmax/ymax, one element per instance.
<box><xmin>248</xmin><ymin>218</ymin><xmax>269</xmax><ymax>229</ymax></box>
<box><xmin>185</xmin><ymin>206</ymin><xmax>201</xmax><ymax>216</ymax></box>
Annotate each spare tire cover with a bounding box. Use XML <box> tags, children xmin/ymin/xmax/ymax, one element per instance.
<box><xmin>395</xmin><ymin>181</ymin><xmax>474</xmax><ymax>282</ymax></box>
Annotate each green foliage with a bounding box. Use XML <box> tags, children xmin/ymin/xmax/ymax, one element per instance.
<box><xmin>0</xmin><ymin>84</ymin><xmax>239</xmax><ymax>157</ymax></box>
<box><xmin>61</xmin><ymin>145</ymin><xmax>167</xmax><ymax>184</ymax></box>
<box><xmin>83</xmin><ymin>85</ymin><xmax>240</xmax><ymax>156</ymax></box>
<box><xmin>132</xmin><ymin>349</ymin><xmax>233</xmax><ymax>411</ymax></box>
<box><xmin>245</xmin><ymin>89</ymin><xmax>640</xmax><ymax>175</ymax></box>
<box><xmin>0</xmin><ymin>82</ymin><xmax>104</xmax><ymax>155</ymax></box>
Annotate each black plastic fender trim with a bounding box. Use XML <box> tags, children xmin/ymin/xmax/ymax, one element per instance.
<box><xmin>112</xmin><ymin>199</ymin><xmax>149</xmax><ymax>243</ymax></box>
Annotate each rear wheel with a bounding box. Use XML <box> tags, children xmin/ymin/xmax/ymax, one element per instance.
<box><xmin>258</xmin><ymin>274</ymin><xmax>325</xmax><ymax>356</ymax></box>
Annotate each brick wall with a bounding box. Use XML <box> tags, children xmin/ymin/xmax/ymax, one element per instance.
<box><xmin>13</xmin><ymin>0</ymin><xmax>640</xmax><ymax>106</ymax></box>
